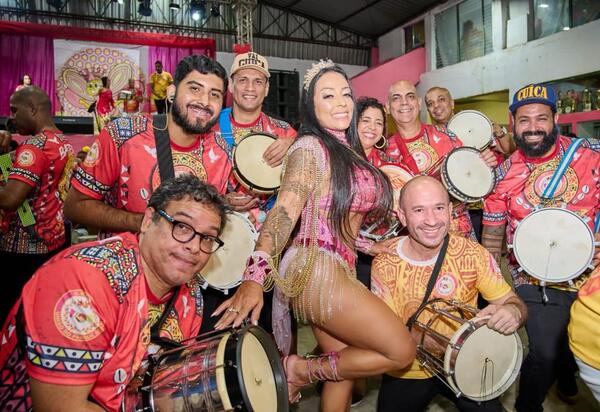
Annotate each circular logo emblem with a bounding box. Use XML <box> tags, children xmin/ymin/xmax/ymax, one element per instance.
<box><xmin>83</xmin><ymin>141</ymin><xmax>100</xmax><ymax>167</ymax></box>
<box><xmin>434</xmin><ymin>273</ymin><xmax>457</xmax><ymax>297</ymax></box>
<box><xmin>407</xmin><ymin>140</ymin><xmax>438</xmax><ymax>172</ymax></box>
<box><xmin>54</xmin><ymin>290</ymin><xmax>104</xmax><ymax>341</ymax></box>
<box><xmin>16</xmin><ymin>149</ymin><xmax>35</xmax><ymax>167</ymax></box>
<box><xmin>524</xmin><ymin>159</ymin><xmax>578</xmax><ymax>206</ymax></box>
<box><xmin>150</xmin><ymin>152</ymin><xmax>208</xmax><ymax>191</ymax></box>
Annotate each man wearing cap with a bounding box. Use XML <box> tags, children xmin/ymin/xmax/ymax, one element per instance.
<box><xmin>220</xmin><ymin>51</ymin><xmax>296</xmax><ymax>214</ymax></box>
<box><xmin>385</xmin><ymin>80</ymin><xmax>498</xmax><ymax>241</ymax></box>
<box><xmin>482</xmin><ymin>83</ymin><xmax>600</xmax><ymax>411</ymax></box>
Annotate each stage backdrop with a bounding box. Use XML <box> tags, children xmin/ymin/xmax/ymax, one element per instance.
<box><xmin>54</xmin><ymin>40</ymin><xmax>147</xmax><ymax>117</ymax></box>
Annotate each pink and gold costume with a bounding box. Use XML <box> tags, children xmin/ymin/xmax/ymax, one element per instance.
<box><xmin>244</xmin><ymin>130</ymin><xmax>385</xmax><ymax>353</ymax></box>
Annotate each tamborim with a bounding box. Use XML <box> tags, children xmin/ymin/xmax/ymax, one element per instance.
<box><xmin>413</xmin><ymin>299</ymin><xmax>522</xmax><ymax>402</ymax></box>
<box><xmin>199</xmin><ymin>212</ymin><xmax>257</xmax><ymax>294</ymax></box>
<box><xmin>441</xmin><ymin>147</ymin><xmax>495</xmax><ymax>203</ymax></box>
<box><xmin>447</xmin><ymin>110</ymin><xmax>493</xmax><ymax>150</ymax></box>
<box><xmin>233</xmin><ymin>133</ymin><xmax>283</xmax><ymax>194</ymax></box>
<box><xmin>122</xmin><ymin>325</ymin><xmax>288</xmax><ymax>412</ymax></box>
<box><xmin>509</xmin><ymin>207</ymin><xmax>596</xmax><ymax>283</ymax></box>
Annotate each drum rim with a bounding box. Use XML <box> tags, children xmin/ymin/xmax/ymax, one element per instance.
<box><xmin>512</xmin><ymin>207</ymin><xmax>595</xmax><ymax>282</ymax></box>
<box><xmin>446</xmin><ymin>110</ymin><xmax>493</xmax><ymax>150</ymax></box>
<box><xmin>442</xmin><ymin>147</ymin><xmax>495</xmax><ymax>202</ymax></box>
<box><xmin>233</xmin><ymin>132</ymin><xmax>281</xmax><ymax>193</ymax></box>
<box><xmin>236</xmin><ymin>325</ymin><xmax>289</xmax><ymax>412</ymax></box>
<box><xmin>199</xmin><ymin>211</ymin><xmax>258</xmax><ymax>292</ymax></box>
<box><xmin>444</xmin><ymin>318</ymin><xmax>523</xmax><ymax>401</ymax></box>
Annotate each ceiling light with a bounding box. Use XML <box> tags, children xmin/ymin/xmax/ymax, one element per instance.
<box><xmin>116</xmin><ymin>0</ymin><xmax>124</xmax><ymax>5</ymax></box>
<box><xmin>210</xmin><ymin>4</ymin><xmax>220</xmax><ymax>17</ymax></box>
<box><xmin>138</xmin><ymin>0</ymin><xmax>152</xmax><ymax>16</ymax></box>
<box><xmin>169</xmin><ymin>1</ymin><xmax>180</xmax><ymax>10</ymax></box>
<box><xmin>563</xmin><ymin>26</ymin><xmax>570</xmax><ymax>31</ymax></box>
<box><xmin>47</xmin><ymin>0</ymin><xmax>64</xmax><ymax>8</ymax></box>
<box><xmin>190</xmin><ymin>0</ymin><xmax>206</xmax><ymax>21</ymax></box>
<box><xmin>538</xmin><ymin>3</ymin><xmax>549</xmax><ymax>8</ymax></box>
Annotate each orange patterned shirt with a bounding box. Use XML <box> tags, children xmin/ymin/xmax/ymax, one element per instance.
<box><xmin>371</xmin><ymin>234</ymin><xmax>511</xmax><ymax>379</ymax></box>
<box><xmin>569</xmin><ymin>266</ymin><xmax>600</xmax><ymax>369</ymax></box>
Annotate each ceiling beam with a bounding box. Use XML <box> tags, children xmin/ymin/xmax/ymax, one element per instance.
<box><xmin>335</xmin><ymin>0</ymin><xmax>384</xmax><ymax>25</ymax></box>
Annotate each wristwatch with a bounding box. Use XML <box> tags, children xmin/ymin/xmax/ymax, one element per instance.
<box><xmin>494</xmin><ymin>126</ymin><xmax>508</xmax><ymax>139</ymax></box>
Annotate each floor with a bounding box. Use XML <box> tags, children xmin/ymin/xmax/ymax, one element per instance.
<box><xmin>294</xmin><ymin>323</ymin><xmax>600</xmax><ymax>412</ymax></box>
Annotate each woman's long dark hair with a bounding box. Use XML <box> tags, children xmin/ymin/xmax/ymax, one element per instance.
<box><xmin>298</xmin><ymin>65</ymin><xmax>393</xmax><ymax>244</ymax></box>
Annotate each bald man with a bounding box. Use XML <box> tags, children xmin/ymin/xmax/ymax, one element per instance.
<box><xmin>0</xmin><ymin>86</ymin><xmax>74</xmax><ymax>322</ymax></box>
<box><xmin>371</xmin><ymin>176</ymin><xmax>526</xmax><ymax>412</ymax></box>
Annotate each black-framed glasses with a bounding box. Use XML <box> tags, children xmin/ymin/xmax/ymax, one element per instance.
<box><xmin>157</xmin><ymin>209</ymin><xmax>224</xmax><ymax>254</ymax></box>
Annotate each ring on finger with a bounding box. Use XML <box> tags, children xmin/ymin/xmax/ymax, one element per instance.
<box><xmin>227</xmin><ymin>308</ymin><xmax>240</xmax><ymax>313</ymax></box>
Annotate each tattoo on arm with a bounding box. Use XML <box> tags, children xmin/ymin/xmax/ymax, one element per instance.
<box><xmin>482</xmin><ymin>224</ymin><xmax>506</xmax><ymax>264</ymax></box>
<box><xmin>256</xmin><ymin>205</ymin><xmax>293</xmax><ymax>255</ymax></box>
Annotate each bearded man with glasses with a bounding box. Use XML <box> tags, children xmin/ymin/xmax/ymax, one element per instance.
<box><xmin>0</xmin><ymin>175</ymin><xmax>229</xmax><ymax>412</ymax></box>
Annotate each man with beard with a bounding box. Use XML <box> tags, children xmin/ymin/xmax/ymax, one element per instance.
<box><xmin>385</xmin><ymin>80</ymin><xmax>498</xmax><ymax>241</ymax></box>
<box><xmin>65</xmin><ymin>55</ymin><xmax>231</xmax><ymax>238</ymax></box>
<box><xmin>372</xmin><ymin>176</ymin><xmax>526</xmax><ymax>412</ymax></box>
<box><xmin>482</xmin><ymin>83</ymin><xmax>600</xmax><ymax>411</ymax></box>
<box><xmin>221</xmin><ymin>52</ymin><xmax>295</xmax><ymax>215</ymax></box>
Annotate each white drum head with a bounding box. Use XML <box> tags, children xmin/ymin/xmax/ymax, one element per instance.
<box><xmin>512</xmin><ymin>208</ymin><xmax>595</xmax><ymax>282</ymax></box>
<box><xmin>379</xmin><ymin>164</ymin><xmax>414</xmax><ymax>211</ymax></box>
<box><xmin>447</xmin><ymin>110</ymin><xmax>493</xmax><ymax>150</ymax></box>
<box><xmin>445</xmin><ymin>148</ymin><xmax>495</xmax><ymax>200</ymax></box>
<box><xmin>445</xmin><ymin>322</ymin><xmax>522</xmax><ymax>401</ymax></box>
<box><xmin>200</xmin><ymin>212</ymin><xmax>257</xmax><ymax>290</ymax></box>
<box><xmin>241</xmin><ymin>332</ymin><xmax>278</xmax><ymax>411</ymax></box>
<box><xmin>234</xmin><ymin>133</ymin><xmax>283</xmax><ymax>193</ymax></box>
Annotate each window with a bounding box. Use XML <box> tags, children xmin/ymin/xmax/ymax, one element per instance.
<box><xmin>435</xmin><ymin>0</ymin><xmax>493</xmax><ymax>69</ymax></box>
<box><xmin>404</xmin><ymin>20</ymin><xmax>425</xmax><ymax>53</ymax></box>
<box><xmin>534</xmin><ymin>0</ymin><xmax>600</xmax><ymax>39</ymax></box>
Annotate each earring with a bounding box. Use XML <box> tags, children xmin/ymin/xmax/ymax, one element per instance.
<box><xmin>374</xmin><ymin>135</ymin><xmax>386</xmax><ymax>149</ymax></box>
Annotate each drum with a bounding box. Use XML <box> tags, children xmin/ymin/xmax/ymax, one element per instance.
<box><xmin>413</xmin><ymin>299</ymin><xmax>523</xmax><ymax>402</ymax></box>
<box><xmin>359</xmin><ymin>164</ymin><xmax>413</xmax><ymax>241</ymax></box>
<box><xmin>233</xmin><ymin>133</ymin><xmax>283</xmax><ymax>194</ymax></box>
<box><xmin>440</xmin><ymin>147</ymin><xmax>495</xmax><ymax>203</ymax></box>
<box><xmin>509</xmin><ymin>207</ymin><xmax>596</xmax><ymax>283</ymax></box>
<box><xmin>447</xmin><ymin>110</ymin><xmax>493</xmax><ymax>150</ymax></box>
<box><xmin>199</xmin><ymin>212</ymin><xmax>257</xmax><ymax>294</ymax></box>
<box><xmin>122</xmin><ymin>325</ymin><xmax>288</xmax><ymax>412</ymax></box>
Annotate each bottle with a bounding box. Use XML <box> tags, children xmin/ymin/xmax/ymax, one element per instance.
<box><xmin>596</xmin><ymin>89</ymin><xmax>600</xmax><ymax>110</ymax></box>
<box><xmin>582</xmin><ymin>89</ymin><xmax>591</xmax><ymax>111</ymax></box>
<box><xmin>563</xmin><ymin>92</ymin><xmax>573</xmax><ymax>114</ymax></box>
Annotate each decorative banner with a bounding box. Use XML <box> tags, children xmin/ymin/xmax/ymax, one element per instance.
<box><xmin>54</xmin><ymin>40</ymin><xmax>148</xmax><ymax>116</ymax></box>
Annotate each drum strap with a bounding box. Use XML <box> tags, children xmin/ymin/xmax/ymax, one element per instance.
<box><xmin>406</xmin><ymin>234</ymin><xmax>450</xmax><ymax>330</ymax></box>
<box><xmin>150</xmin><ymin>286</ymin><xmax>182</xmax><ymax>350</ymax></box>
<box><xmin>541</xmin><ymin>138</ymin><xmax>583</xmax><ymax>200</ymax></box>
<box><xmin>153</xmin><ymin>114</ymin><xmax>175</xmax><ymax>182</ymax></box>
<box><xmin>218</xmin><ymin>108</ymin><xmax>236</xmax><ymax>153</ymax></box>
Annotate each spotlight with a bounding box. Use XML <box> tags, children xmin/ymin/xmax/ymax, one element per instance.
<box><xmin>169</xmin><ymin>1</ymin><xmax>180</xmax><ymax>10</ymax></box>
<box><xmin>210</xmin><ymin>4</ymin><xmax>220</xmax><ymax>17</ymax></box>
<box><xmin>138</xmin><ymin>0</ymin><xmax>152</xmax><ymax>16</ymax></box>
<box><xmin>190</xmin><ymin>0</ymin><xmax>206</xmax><ymax>21</ymax></box>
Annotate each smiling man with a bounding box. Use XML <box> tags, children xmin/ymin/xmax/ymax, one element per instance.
<box><xmin>64</xmin><ymin>55</ymin><xmax>232</xmax><ymax>238</ymax></box>
<box><xmin>482</xmin><ymin>83</ymin><xmax>600</xmax><ymax>411</ymax></box>
<box><xmin>372</xmin><ymin>176</ymin><xmax>526</xmax><ymax>412</ymax></box>
<box><xmin>0</xmin><ymin>175</ymin><xmax>228</xmax><ymax>411</ymax></box>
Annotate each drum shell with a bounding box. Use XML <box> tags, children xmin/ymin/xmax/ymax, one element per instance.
<box><xmin>233</xmin><ymin>133</ymin><xmax>282</xmax><ymax>195</ymax></box>
<box><xmin>122</xmin><ymin>326</ymin><xmax>288</xmax><ymax>412</ymax></box>
<box><xmin>413</xmin><ymin>299</ymin><xmax>522</xmax><ymax>401</ymax></box>
<box><xmin>438</xmin><ymin>147</ymin><xmax>495</xmax><ymax>203</ymax></box>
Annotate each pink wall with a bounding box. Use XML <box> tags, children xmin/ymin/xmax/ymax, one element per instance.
<box><xmin>351</xmin><ymin>47</ymin><xmax>426</xmax><ymax>104</ymax></box>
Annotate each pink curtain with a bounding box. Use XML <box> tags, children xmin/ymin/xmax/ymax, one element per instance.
<box><xmin>0</xmin><ymin>34</ymin><xmax>56</xmax><ymax>116</ymax></box>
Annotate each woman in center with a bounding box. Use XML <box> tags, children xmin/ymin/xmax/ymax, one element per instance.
<box><xmin>215</xmin><ymin>61</ymin><xmax>415</xmax><ymax>410</ymax></box>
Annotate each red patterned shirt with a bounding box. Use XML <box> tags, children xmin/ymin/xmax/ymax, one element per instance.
<box><xmin>0</xmin><ymin>232</ymin><xmax>204</xmax><ymax>412</ymax></box>
<box><xmin>385</xmin><ymin>124</ymin><xmax>474</xmax><ymax>239</ymax></box>
<box><xmin>0</xmin><ymin>130</ymin><xmax>74</xmax><ymax>254</ymax></box>
<box><xmin>72</xmin><ymin>115</ymin><xmax>231</xmax><ymax>231</ymax></box>
<box><xmin>483</xmin><ymin>136</ymin><xmax>600</xmax><ymax>288</ymax></box>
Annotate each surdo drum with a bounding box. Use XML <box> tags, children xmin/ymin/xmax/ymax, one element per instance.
<box><xmin>509</xmin><ymin>207</ymin><xmax>597</xmax><ymax>283</ymax></box>
<box><xmin>447</xmin><ymin>110</ymin><xmax>494</xmax><ymax>150</ymax></box>
<box><xmin>122</xmin><ymin>325</ymin><xmax>289</xmax><ymax>412</ymax></box>
<box><xmin>233</xmin><ymin>133</ymin><xmax>283</xmax><ymax>195</ymax></box>
<box><xmin>412</xmin><ymin>299</ymin><xmax>523</xmax><ymax>402</ymax></box>
<box><xmin>438</xmin><ymin>147</ymin><xmax>495</xmax><ymax>203</ymax></box>
<box><xmin>199</xmin><ymin>212</ymin><xmax>257</xmax><ymax>294</ymax></box>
